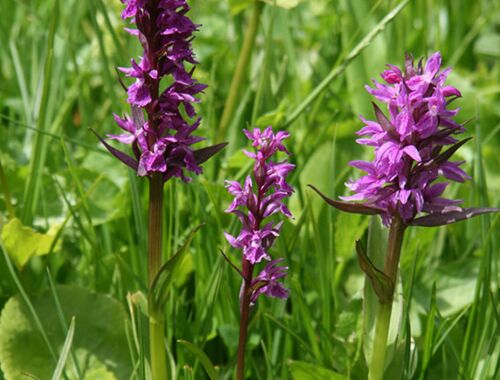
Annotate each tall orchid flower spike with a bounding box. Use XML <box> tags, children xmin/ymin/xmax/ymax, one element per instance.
<box><xmin>95</xmin><ymin>0</ymin><xmax>226</xmax><ymax>180</ymax></box>
<box><xmin>94</xmin><ymin>2</ymin><xmax>226</xmax><ymax>379</ymax></box>
<box><xmin>224</xmin><ymin>127</ymin><xmax>294</xmax><ymax>380</ymax></box>
<box><xmin>310</xmin><ymin>52</ymin><xmax>499</xmax><ymax>380</ymax></box>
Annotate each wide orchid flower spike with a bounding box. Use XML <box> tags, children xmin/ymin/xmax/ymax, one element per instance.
<box><xmin>310</xmin><ymin>52</ymin><xmax>499</xmax><ymax>380</ymax></box>
<box><xmin>311</xmin><ymin>51</ymin><xmax>499</xmax><ymax>228</ymax></box>
<box><xmin>224</xmin><ymin>126</ymin><xmax>294</xmax><ymax>380</ymax></box>
<box><xmin>94</xmin><ymin>0</ymin><xmax>226</xmax><ymax>182</ymax></box>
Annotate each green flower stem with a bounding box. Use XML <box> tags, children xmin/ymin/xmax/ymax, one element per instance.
<box><xmin>217</xmin><ymin>1</ymin><xmax>264</xmax><ymax>141</ymax></box>
<box><xmin>368</xmin><ymin>216</ymin><xmax>406</xmax><ymax>380</ymax></box>
<box><xmin>0</xmin><ymin>158</ymin><xmax>15</xmax><ymax>220</ymax></box>
<box><xmin>148</xmin><ymin>173</ymin><xmax>169</xmax><ymax>380</ymax></box>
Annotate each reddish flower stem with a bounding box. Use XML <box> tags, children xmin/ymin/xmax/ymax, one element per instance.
<box><xmin>236</xmin><ymin>259</ymin><xmax>254</xmax><ymax>380</ymax></box>
<box><xmin>148</xmin><ymin>173</ymin><xmax>168</xmax><ymax>380</ymax></box>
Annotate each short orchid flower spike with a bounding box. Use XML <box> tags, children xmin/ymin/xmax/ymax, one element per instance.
<box><xmin>311</xmin><ymin>51</ymin><xmax>499</xmax><ymax>227</ymax></box>
<box><xmin>224</xmin><ymin>126</ymin><xmax>294</xmax><ymax>303</ymax></box>
<box><xmin>224</xmin><ymin>126</ymin><xmax>294</xmax><ymax>380</ymax></box>
<box><xmin>310</xmin><ymin>51</ymin><xmax>500</xmax><ymax>380</ymax></box>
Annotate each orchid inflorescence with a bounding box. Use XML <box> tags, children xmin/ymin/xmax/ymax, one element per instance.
<box><xmin>98</xmin><ymin>0</ymin><xmax>225</xmax><ymax>181</ymax></box>
<box><xmin>224</xmin><ymin>127</ymin><xmax>294</xmax><ymax>303</ymax></box>
<box><xmin>343</xmin><ymin>52</ymin><xmax>470</xmax><ymax>226</ymax></box>
<box><xmin>312</xmin><ymin>52</ymin><xmax>498</xmax><ymax>228</ymax></box>
<box><xmin>310</xmin><ymin>51</ymin><xmax>500</xmax><ymax>380</ymax></box>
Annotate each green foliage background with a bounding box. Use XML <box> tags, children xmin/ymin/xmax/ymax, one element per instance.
<box><xmin>0</xmin><ymin>0</ymin><xmax>499</xmax><ymax>379</ymax></box>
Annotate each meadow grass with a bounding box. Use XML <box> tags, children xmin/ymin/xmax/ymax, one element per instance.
<box><xmin>0</xmin><ymin>0</ymin><xmax>499</xmax><ymax>379</ymax></box>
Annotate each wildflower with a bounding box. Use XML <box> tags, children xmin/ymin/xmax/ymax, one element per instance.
<box><xmin>224</xmin><ymin>126</ymin><xmax>294</xmax><ymax>302</ymax></box>
<box><xmin>312</xmin><ymin>53</ymin><xmax>498</xmax><ymax>227</ymax></box>
<box><xmin>310</xmin><ymin>52</ymin><xmax>500</xmax><ymax>380</ymax></box>
<box><xmin>95</xmin><ymin>0</ymin><xmax>225</xmax><ymax>180</ymax></box>
<box><xmin>336</xmin><ymin>52</ymin><xmax>473</xmax><ymax>226</ymax></box>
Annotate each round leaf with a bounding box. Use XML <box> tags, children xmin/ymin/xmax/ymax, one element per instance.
<box><xmin>0</xmin><ymin>286</ymin><xmax>132</xmax><ymax>379</ymax></box>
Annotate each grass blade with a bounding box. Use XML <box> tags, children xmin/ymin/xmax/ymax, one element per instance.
<box><xmin>282</xmin><ymin>0</ymin><xmax>411</xmax><ymax>128</ymax></box>
<box><xmin>51</xmin><ymin>317</ymin><xmax>76</xmax><ymax>380</ymax></box>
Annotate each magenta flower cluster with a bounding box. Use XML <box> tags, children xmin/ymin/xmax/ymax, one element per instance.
<box><xmin>110</xmin><ymin>0</ymin><xmax>207</xmax><ymax>180</ymax></box>
<box><xmin>225</xmin><ymin>127</ymin><xmax>294</xmax><ymax>301</ymax></box>
<box><xmin>342</xmin><ymin>52</ymin><xmax>470</xmax><ymax>226</ymax></box>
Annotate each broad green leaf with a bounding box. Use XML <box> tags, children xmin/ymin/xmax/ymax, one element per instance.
<box><xmin>1</xmin><ymin>218</ymin><xmax>61</xmax><ymax>267</ymax></box>
<box><xmin>289</xmin><ymin>360</ymin><xmax>348</xmax><ymax>380</ymax></box>
<box><xmin>0</xmin><ymin>285</ymin><xmax>132</xmax><ymax>379</ymax></box>
<box><xmin>150</xmin><ymin>224</ymin><xmax>204</xmax><ymax>311</ymax></box>
<box><xmin>177</xmin><ymin>340</ymin><xmax>218</xmax><ymax>380</ymax></box>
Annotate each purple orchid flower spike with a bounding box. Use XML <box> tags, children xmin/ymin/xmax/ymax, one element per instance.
<box><xmin>310</xmin><ymin>52</ymin><xmax>499</xmax><ymax>380</ymax></box>
<box><xmin>95</xmin><ymin>2</ymin><xmax>227</xmax><ymax>379</ymax></box>
<box><xmin>95</xmin><ymin>0</ymin><xmax>226</xmax><ymax>182</ymax></box>
<box><xmin>224</xmin><ymin>126</ymin><xmax>294</xmax><ymax>278</ymax></box>
<box><xmin>224</xmin><ymin>126</ymin><xmax>294</xmax><ymax>380</ymax></box>
<box><xmin>311</xmin><ymin>51</ymin><xmax>499</xmax><ymax>227</ymax></box>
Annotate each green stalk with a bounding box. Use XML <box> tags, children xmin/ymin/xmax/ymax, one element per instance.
<box><xmin>368</xmin><ymin>216</ymin><xmax>406</xmax><ymax>380</ymax></box>
<box><xmin>217</xmin><ymin>1</ymin><xmax>264</xmax><ymax>141</ymax></box>
<box><xmin>0</xmin><ymin>158</ymin><xmax>15</xmax><ymax>220</ymax></box>
<box><xmin>148</xmin><ymin>173</ymin><xmax>169</xmax><ymax>380</ymax></box>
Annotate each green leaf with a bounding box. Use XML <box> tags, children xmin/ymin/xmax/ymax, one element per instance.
<box><xmin>1</xmin><ymin>218</ymin><xmax>61</xmax><ymax>267</ymax></box>
<box><xmin>150</xmin><ymin>224</ymin><xmax>204</xmax><ymax>312</ymax></box>
<box><xmin>177</xmin><ymin>340</ymin><xmax>218</xmax><ymax>380</ymax></box>
<box><xmin>289</xmin><ymin>360</ymin><xmax>348</xmax><ymax>380</ymax></box>
<box><xmin>0</xmin><ymin>285</ymin><xmax>132</xmax><ymax>380</ymax></box>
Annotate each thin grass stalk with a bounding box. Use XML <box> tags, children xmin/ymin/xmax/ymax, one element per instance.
<box><xmin>217</xmin><ymin>1</ymin><xmax>264</xmax><ymax>141</ymax></box>
<box><xmin>148</xmin><ymin>173</ymin><xmax>168</xmax><ymax>380</ymax></box>
<box><xmin>368</xmin><ymin>216</ymin><xmax>406</xmax><ymax>380</ymax></box>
